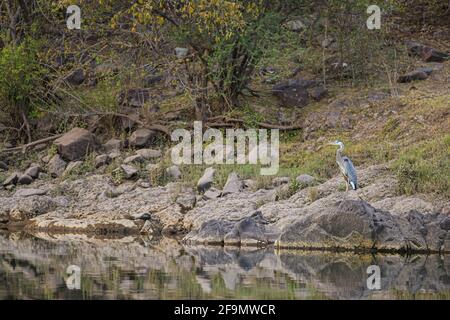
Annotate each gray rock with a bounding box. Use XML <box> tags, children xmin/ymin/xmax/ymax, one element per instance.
<box><xmin>17</xmin><ymin>174</ymin><xmax>33</xmax><ymax>185</ymax></box>
<box><xmin>54</xmin><ymin>127</ymin><xmax>97</xmax><ymax>161</ymax></box>
<box><xmin>272</xmin><ymin>78</ymin><xmax>316</xmax><ymax>108</ymax></box>
<box><xmin>65</xmin><ymin>68</ymin><xmax>85</xmax><ymax>85</ymax></box>
<box><xmin>224</xmin><ymin>212</ymin><xmax>269</xmax><ymax>246</ymax></box>
<box><xmin>24</xmin><ymin>165</ymin><xmax>41</xmax><ymax>179</ymax></box>
<box><xmin>95</xmin><ymin>154</ymin><xmax>111</xmax><ymax>168</ymax></box>
<box><xmin>203</xmin><ymin>188</ymin><xmax>221</xmax><ymax>200</ymax></box>
<box><xmin>175</xmin><ymin>47</ymin><xmax>188</xmax><ymax>58</ymax></box>
<box><xmin>184</xmin><ymin>212</ymin><xmax>270</xmax><ymax>246</ymax></box>
<box><xmin>284</xmin><ymin>19</ymin><xmax>306</xmax><ymax>32</ymax></box>
<box><xmin>64</xmin><ymin>161</ymin><xmax>83</xmax><ymax>175</ymax></box>
<box><xmin>197</xmin><ymin>167</ymin><xmax>215</xmax><ymax>193</ymax></box>
<box><xmin>136</xmin><ymin>148</ymin><xmax>162</xmax><ymax>159</ymax></box>
<box><xmin>176</xmin><ymin>189</ymin><xmax>197</xmax><ymax>211</ymax></box>
<box><xmin>2</xmin><ymin>172</ymin><xmax>19</xmax><ymax>186</ymax></box>
<box><xmin>14</xmin><ymin>188</ymin><xmax>47</xmax><ymax>197</ymax></box>
<box><xmin>129</xmin><ymin>128</ymin><xmax>157</xmax><ymax>148</ymax></box>
<box><xmin>41</xmin><ymin>154</ymin><xmax>51</xmax><ymax>163</ymax></box>
<box><xmin>108</xmin><ymin>151</ymin><xmax>121</xmax><ymax>160</ymax></box>
<box><xmin>48</xmin><ymin>154</ymin><xmax>67</xmax><ymax>177</ymax></box>
<box><xmin>222</xmin><ymin>172</ymin><xmax>243</xmax><ymax>196</ymax></box>
<box><xmin>0</xmin><ymin>161</ymin><xmax>7</xmax><ymax>171</ymax></box>
<box><xmin>9</xmin><ymin>196</ymin><xmax>59</xmax><ymax>222</ymax></box>
<box><xmin>296</xmin><ymin>174</ymin><xmax>316</xmax><ymax>186</ymax></box>
<box><xmin>398</xmin><ymin>69</ymin><xmax>430</xmax><ymax>83</ymax></box>
<box><xmin>123</xmin><ymin>154</ymin><xmax>144</xmax><ymax>164</ymax></box>
<box><xmin>120</xmin><ymin>164</ymin><xmax>138</xmax><ymax>179</ymax></box>
<box><xmin>272</xmin><ymin>177</ymin><xmax>290</xmax><ymax>186</ymax></box>
<box><xmin>166</xmin><ymin>165</ymin><xmax>181</xmax><ymax>180</ymax></box>
<box><xmin>103</xmin><ymin>138</ymin><xmax>123</xmax><ymax>153</ymax></box>
<box><xmin>406</xmin><ymin>41</ymin><xmax>449</xmax><ymax>62</ymax></box>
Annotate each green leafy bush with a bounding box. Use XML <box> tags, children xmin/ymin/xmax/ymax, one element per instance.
<box><xmin>0</xmin><ymin>39</ymin><xmax>45</xmax><ymax>138</ymax></box>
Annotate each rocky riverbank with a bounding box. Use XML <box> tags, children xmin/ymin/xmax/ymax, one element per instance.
<box><xmin>1</xmin><ymin>132</ymin><xmax>449</xmax><ymax>254</ymax></box>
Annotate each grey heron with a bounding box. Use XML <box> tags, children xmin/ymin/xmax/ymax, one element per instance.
<box><xmin>329</xmin><ymin>140</ymin><xmax>358</xmax><ymax>191</ymax></box>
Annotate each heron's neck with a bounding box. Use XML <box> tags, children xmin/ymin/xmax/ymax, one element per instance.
<box><xmin>336</xmin><ymin>145</ymin><xmax>344</xmax><ymax>159</ymax></box>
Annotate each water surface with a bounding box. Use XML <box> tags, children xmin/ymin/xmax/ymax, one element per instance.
<box><xmin>0</xmin><ymin>231</ymin><xmax>449</xmax><ymax>300</ymax></box>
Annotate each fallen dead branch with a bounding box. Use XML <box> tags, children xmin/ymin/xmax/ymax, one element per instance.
<box><xmin>0</xmin><ymin>134</ymin><xmax>62</xmax><ymax>154</ymax></box>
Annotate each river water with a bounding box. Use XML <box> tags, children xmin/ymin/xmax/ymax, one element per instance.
<box><xmin>0</xmin><ymin>231</ymin><xmax>449</xmax><ymax>300</ymax></box>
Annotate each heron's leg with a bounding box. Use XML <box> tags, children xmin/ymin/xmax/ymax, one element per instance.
<box><xmin>346</xmin><ymin>183</ymin><xmax>349</xmax><ymax>192</ymax></box>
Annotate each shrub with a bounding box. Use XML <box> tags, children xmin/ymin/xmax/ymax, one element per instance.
<box><xmin>0</xmin><ymin>39</ymin><xmax>45</xmax><ymax>141</ymax></box>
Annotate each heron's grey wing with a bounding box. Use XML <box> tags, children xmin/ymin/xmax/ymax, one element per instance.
<box><xmin>342</xmin><ymin>156</ymin><xmax>357</xmax><ymax>189</ymax></box>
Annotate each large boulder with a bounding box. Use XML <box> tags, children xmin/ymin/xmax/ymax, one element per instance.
<box><xmin>275</xmin><ymin>199</ymin><xmax>450</xmax><ymax>253</ymax></box>
<box><xmin>54</xmin><ymin>127</ymin><xmax>97</xmax><ymax>161</ymax></box>
<box><xmin>184</xmin><ymin>212</ymin><xmax>273</xmax><ymax>246</ymax></box>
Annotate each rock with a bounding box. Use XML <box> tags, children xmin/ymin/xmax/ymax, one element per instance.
<box><xmin>222</xmin><ymin>172</ymin><xmax>243</xmax><ymax>196</ymax></box>
<box><xmin>272</xmin><ymin>78</ymin><xmax>316</xmax><ymax>108</ymax></box>
<box><xmin>41</xmin><ymin>155</ymin><xmax>51</xmax><ymax>163</ymax></box>
<box><xmin>321</xmin><ymin>37</ymin><xmax>336</xmax><ymax>49</ymax></box>
<box><xmin>176</xmin><ymin>189</ymin><xmax>197</xmax><ymax>211</ymax></box>
<box><xmin>0</xmin><ymin>161</ymin><xmax>7</xmax><ymax>171</ymax></box>
<box><xmin>54</xmin><ymin>127</ymin><xmax>97</xmax><ymax>161</ymax></box>
<box><xmin>197</xmin><ymin>167</ymin><xmax>215</xmax><ymax>193</ymax></box>
<box><xmin>129</xmin><ymin>128</ymin><xmax>157</xmax><ymax>148</ymax></box>
<box><xmin>9</xmin><ymin>196</ymin><xmax>60</xmax><ymax>222</ymax></box>
<box><xmin>2</xmin><ymin>172</ymin><xmax>19</xmax><ymax>186</ymax></box>
<box><xmin>120</xmin><ymin>164</ymin><xmax>138</xmax><ymax>179</ymax></box>
<box><xmin>135</xmin><ymin>148</ymin><xmax>162</xmax><ymax>159</ymax></box>
<box><xmin>175</xmin><ymin>47</ymin><xmax>188</xmax><ymax>58</ymax></box>
<box><xmin>272</xmin><ymin>177</ymin><xmax>290</xmax><ymax>186</ymax></box>
<box><xmin>397</xmin><ymin>69</ymin><xmax>430</xmax><ymax>83</ymax></box>
<box><xmin>64</xmin><ymin>161</ymin><xmax>83</xmax><ymax>175</ymax></box>
<box><xmin>406</xmin><ymin>41</ymin><xmax>449</xmax><ymax>62</ymax></box>
<box><xmin>65</xmin><ymin>68</ymin><xmax>85</xmax><ymax>85</ymax></box>
<box><xmin>24</xmin><ymin>166</ymin><xmax>40</xmax><ymax>179</ymax></box>
<box><xmin>440</xmin><ymin>217</ymin><xmax>450</xmax><ymax>231</ymax></box>
<box><xmin>17</xmin><ymin>174</ymin><xmax>33</xmax><ymax>185</ymax></box>
<box><xmin>284</xmin><ymin>19</ymin><xmax>306</xmax><ymax>32</ymax></box>
<box><xmin>103</xmin><ymin>138</ymin><xmax>123</xmax><ymax>153</ymax></box>
<box><xmin>275</xmin><ymin>199</ymin><xmax>440</xmax><ymax>252</ymax></box>
<box><xmin>166</xmin><ymin>165</ymin><xmax>181</xmax><ymax>180</ymax></box>
<box><xmin>14</xmin><ymin>188</ymin><xmax>47</xmax><ymax>197</ymax></box>
<box><xmin>296</xmin><ymin>174</ymin><xmax>316</xmax><ymax>186</ymax></box>
<box><xmin>48</xmin><ymin>154</ymin><xmax>67</xmax><ymax>177</ymax></box>
<box><xmin>184</xmin><ymin>212</ymin><xmax>271</xmax><ymax>246</ymax></box>
<box><xmin>224</xmin><ymin>212</ymin><xmax>269</xmax><ymax>246</ymax></box>
<box><xmin>123</xmin><ymin>154</ymin><xmax>144</xmax><ymax>164</ymax></box>
<box><xmin>310</xmin><ymin>86</ymin><xmax>328</xmax><ymax>101</ymax></box>
<box><xmin>143</xmin><ymin>74</ymin><xmax>163</xmax><ymax>87</ymax></box>
<box><xmin>95</xmin><ymin>154</ymin><xmax>111</xmax><ymax>168</ymax></box>
<box><xmin>203</xmin><ymin>188</ymin><xmax>221</xmax><ymax>200</ymax></box>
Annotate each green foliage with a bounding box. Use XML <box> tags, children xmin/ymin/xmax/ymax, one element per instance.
<box><xmin>0</xmin><ymin>40</ymin><xmax>45</xmax><ymax>118</ymax></box>
<box><xmin>393</xmin><ymin>135</ymin><xmax>450</xmax><ymax>196</ymax></box>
